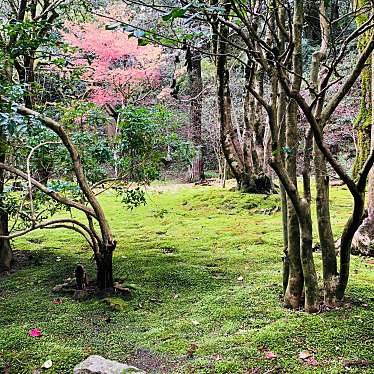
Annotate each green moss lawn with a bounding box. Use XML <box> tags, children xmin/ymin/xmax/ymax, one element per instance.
<box><xmin>0</xmin><ymin>183</ymin><xmax>373</xmax><ymax>373</ymax></box>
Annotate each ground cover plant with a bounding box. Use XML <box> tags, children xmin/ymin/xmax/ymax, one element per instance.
<box><xmin>1</xmin><ymin>183</ymin><xmax>373</xmax><ymax>373</ymax></box>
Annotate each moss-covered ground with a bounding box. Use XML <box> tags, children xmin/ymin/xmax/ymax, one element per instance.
<box><xmin>0</xmin><ymin>183</ymin><xmax>373</xmax><ymax>373</ymax></box>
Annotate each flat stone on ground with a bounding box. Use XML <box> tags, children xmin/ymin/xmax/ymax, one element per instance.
<box><xmin>73</xmin><ymin>355</ymin><xmax>145</xmax><ymax>374</ymax></box>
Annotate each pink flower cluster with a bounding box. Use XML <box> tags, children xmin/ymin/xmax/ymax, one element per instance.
<box><xmin>63</xmin><ymin>22</ymin><xmax>162</xmax><ymax>106</ymax></box>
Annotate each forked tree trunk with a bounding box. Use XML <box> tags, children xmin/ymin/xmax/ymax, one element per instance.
<box><xmin>13</xmin><ymin>105</ymin><xmax>116</xmax><ymax>290</ymax></box>
<box><xmin>215</xmin><ymin>15</ymin><xmax>272</xmax><ymax>194</ymax></box>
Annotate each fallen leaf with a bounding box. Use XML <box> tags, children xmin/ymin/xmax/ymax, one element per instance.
<box><xmin>299</xmin><ymin>351</ymin><xmax>312</xmax><ymax>360</ymax></box>
<box><xmin>28</xmin><ymin>328</ymin><xmax>42</xmax><ymax>337</ymax></box>
<box><xmin>191</xmin><ymin>320</ymin><xmax>200</xmax><ymax>325</ymax></box>
<box><xmin>41</xmin><ymin>359</ymin><xmax>52</xmax><ymax>369</ymax></box>
<box><xmin>265</xmin><ymin>350</ymin><xmax>277</xmax><ymax>359</ymax></box>
<box><xmin>52</xmin><ymin>298</ymin><xmax>62</xmax><ymax>305</ymax></box>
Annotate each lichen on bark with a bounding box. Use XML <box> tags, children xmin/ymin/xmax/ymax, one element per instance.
<box><xmin>352</xmin><ymin>0</ymin><xmax>372</xmax><ymax>180</ymax></box>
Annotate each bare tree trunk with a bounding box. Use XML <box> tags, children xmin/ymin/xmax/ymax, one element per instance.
<box><xmin>299</xmin><ymin>202</ymin><xmax>319</xmax><ymax>312</ymax></box>
<box><xmin>283</xmin><ymin>97</ymin><xmax>303</xmax><ymax>309</ymax></box>
<box><xmin>188</xmin><ymin>50</ymin><xmax>205</xmax><ymax>182</ymax></box>
<box><xmin>284</xmin><ymin>0</ymin><xmax>319</xmax><ymax>311</ymax></box>
<box><xmin>0</xmin><ymin>141</ymin><xmax>12</xmax><ymax>271</ymax></box>
<box><xmin>96</xmin><ymin>248</ymin><xmax>114</xmax><ymax>290</ymax></box>
<box><xmin>315</xmin><ymin>145</ymin><xmax>339</xmax><ymax>304</ymax></box>
<box><xmin>312</xmin><ymin>0</ymin><xmax>339</xmax><ymax>306</ymax></box>
<box><xmin>337</xmin><ymin>194</ymin><xmax>365</xmax><ymax>299</ymax></box>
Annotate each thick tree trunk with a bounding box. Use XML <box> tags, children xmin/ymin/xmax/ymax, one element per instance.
<box><xmin>96</xmin><ymin>248</ymin><xmax>114</xmax><ymax>290</ymax></box>
<box><xmin>352</xmin><ymin>29</ymin><xmax>374</xmax><ymax>256</ymax></box>
<box><xmin>352</xmin><ymin>0</ymin><xmax>372</xmax><ymax>180</ymax></box>
<box><xmin>188</xmin><ymin>50</ymin><xmax>205</xmax><ymax>182</ymax></box>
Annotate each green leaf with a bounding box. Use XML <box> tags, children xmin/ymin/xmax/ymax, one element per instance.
<box><xmin>162</xmin><ymin>5</ymin><xmax>191</xmax><ymax>21</ymax></box>
<box><xmin>137</xmin><ymin>38</ymin><xmax>149</xmax><ymax>46</ymax></box>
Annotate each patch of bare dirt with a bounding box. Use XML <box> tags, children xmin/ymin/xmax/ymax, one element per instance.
<box><xmin>145</xmin><ymin>178</ymin><xmax>236</xmax><ymax>193</ymax></box>
<box><xmin>127</xmin><ymin>348</ymin><xmax>187</xmax><ymax>373</ymax></box>
<box><xmin>0</xmin><ymin>250</ymin><xmax>51</xmax><ymax>277</ymax></box>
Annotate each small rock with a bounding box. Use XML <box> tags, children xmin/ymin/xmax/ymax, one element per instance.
<box><xmin>73</xmin><ymin>355</ymin><xmax>145</xmax><ymax>374</ymax></box>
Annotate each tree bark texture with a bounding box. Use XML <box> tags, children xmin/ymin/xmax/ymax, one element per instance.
<box><xmin>187</xmin><ymin>50</ymin><xmax>205</xmax><ymax>182</ymax></box>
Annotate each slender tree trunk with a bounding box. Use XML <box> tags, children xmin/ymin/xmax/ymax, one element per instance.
<box><xmin>275</xmin><ymin>5</ymin><xmax>290</xmax><ymax>294</ymax></box>
<box><xmin>284</xmin><ymin>0</ymin><xmax>319</xmax><ymax>310</ymax></box>
<box><xmin>314</xmin><ymin>145</ymin><xmax>338</xmax><ymax>305</ymax></box>
<box><xmin>0</xmin><ymin>140</ymin><xmax>12</xmax><ymax>271</ymax></box>
<box><xmin>283</xmin><ymin>99</ymin><xmax>303</xmax><ymax>308</ymax></box>
<box><xmin>188</xmin><ymin>50</ymin><xmax>205</xmax><ymax>182</ymax></box>
<box><xmin>311</xmin><ymin>0</ymin><xmax>338</xmax><ymax>306</ymax></box>
<box><xmin>299</xmin><ymin>202</ymin><xmax>319</xmax><ymax>312</ymax></box>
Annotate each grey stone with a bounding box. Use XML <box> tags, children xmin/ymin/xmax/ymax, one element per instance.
<box><xmin>73</xmin><ymin>355</ymin><xmax>145</xmax><ymax>374</ymax></box>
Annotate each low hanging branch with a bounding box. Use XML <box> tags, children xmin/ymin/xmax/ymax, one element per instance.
<box><xmin>0</xmin><ymin>100</ymin><xmax>116</xmax><ymax>289</ymax></box>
